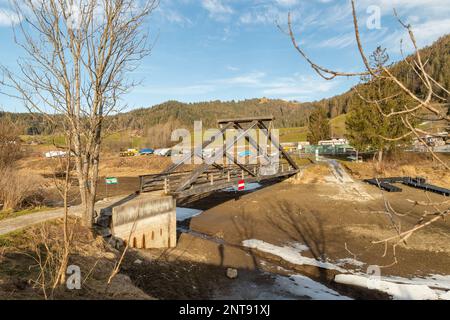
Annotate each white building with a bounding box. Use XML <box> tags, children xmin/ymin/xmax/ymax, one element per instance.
<box><xmin>318</xmin><ymin>138</ymin><xmax>349</xmax><ymax>146</ymax></box>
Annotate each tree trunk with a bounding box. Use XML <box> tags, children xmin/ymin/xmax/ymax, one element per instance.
<box><xmin>84</xmin><ymin>193</ymin><xmax>96</xmax><ymax>228</ymax></box>
<box><xmin>377</xmin><ymin>149</ymin><xmax>384</xmax><ymax>172</ymax></box>
<box><xmin>378</xmin><ymin>149</ymin><xmax>383</xmax><ymax>164</ymax></box>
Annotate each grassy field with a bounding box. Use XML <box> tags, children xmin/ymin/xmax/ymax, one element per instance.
<box><xmin>20</xmin><ymin>134</ymin><xmax>66</xmax><ymax>146</ymax></box>
<box><xmin>20</xmin><ymin>132</ymin><xmax>146</xmax><ymax>149</ymax></box>
<box><xmin>19</xmin><ymin>115</ymin><xmax>350</xmax><ymax>147</ymax></box>
<box><xmin>279</xmin><ymin>127</ymin><xmax>308</xmax><ymax>143</ymax></box>
<box><xmin>0</xmin><ymin>207</ymin><xmax>49</xmax><ymax>221</ymax></box>
<box><xmin>279</xmin><ymin>114</ymin><xmax>348</xmax><ymax>143</ymax></box>
<box><xmin>330</xmin><ymin>114</ymin><xmax>347</xmax><ymax>138</ymax></box>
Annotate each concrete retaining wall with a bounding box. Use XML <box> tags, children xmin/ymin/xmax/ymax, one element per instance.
<box><xmin>111</xmin><ymin>194</ymin><xmax>177</xmax><ymax>249</ymax></box>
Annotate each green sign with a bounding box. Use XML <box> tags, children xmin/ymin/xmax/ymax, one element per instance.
<box><xmin>106</xmin><ymin>177</ymin><xmax>118</xmax><ymax>185</ymax></box>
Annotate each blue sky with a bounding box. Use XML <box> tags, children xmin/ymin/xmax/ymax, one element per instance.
<box><xmin>1</xmin><ymin>0</ymin><xmax>450</xmax><ymax>112</ymax></box>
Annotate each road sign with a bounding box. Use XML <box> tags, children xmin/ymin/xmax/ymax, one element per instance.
<box><xmin>238</xmin><ymin>180</ymin><xmax>245</xmax><ymax>191</ymax></box>
<box><xmin>106</xmin><ymin>177</ymin><xmax>119</xmax><ymax>185</ymax></box>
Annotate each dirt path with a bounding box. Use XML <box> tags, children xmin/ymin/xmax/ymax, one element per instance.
<box><xmin>186</xmin><ymin>181</ymin><xmax>450</xmax><ymax>277</ymax></box>
<box><xmin>128</xmin><ymin>168</ymin><xmax>450</xmax><ymax>300</ymax></box>
<box><xmin>0</xmin><ymin>195</ymin><xmax>132</xmax><ymax>236</ymax></box>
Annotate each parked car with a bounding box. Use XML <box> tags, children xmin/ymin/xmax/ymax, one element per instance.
<box><xmin>238</xmin><ymin>150</ymin><xmax>252</xmax><ymax>157</ymax></box>
<box><xmin>139</xmin><ymin>148</ymin><xmax>154</xmax><ymax>156</ymax></box>
<box><xmin>120</xmin><ymin>149</ymin><xmax>139</xmax><ymax>157</ymax></box>
<box><xmin>154</xmin><ymin>148</ymin><xmax>171</xmax><ymax>157</ymax></box>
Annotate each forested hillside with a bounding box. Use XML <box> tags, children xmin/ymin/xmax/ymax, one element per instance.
<box><xmin>2</xmin><ymin>34</ymin><xmax>449</xmax><ymax>136</ymax></box>
<box><xmin>109</xmin><ymin>99</ymin><xmax>318</xmax><ymax>131</ymax></box>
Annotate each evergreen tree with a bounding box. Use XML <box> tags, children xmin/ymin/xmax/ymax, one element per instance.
<box><xmin>307</xmin><ymin>107</ymin><xmax>331</xmax><ymax>144</ymax></box>
<box><xmin>345</xmin><ymin>47</ymin><xmax>415</xmax><ymax>164</ymax></box>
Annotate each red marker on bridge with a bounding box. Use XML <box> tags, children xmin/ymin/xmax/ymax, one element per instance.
<box><xmin>238</xmin><ymin>180</ymin><xmax>245</xmax><ymax>191</ymax></box>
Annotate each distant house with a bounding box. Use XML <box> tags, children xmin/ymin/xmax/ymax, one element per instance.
<box><xmin>318</xmin><ymin>138</ymin><xmax>349</xmax><ymax>146</ymax></box>
<box><xmin>413</xmin><ymin>133</ymin><xmax>447</xmax><ymax>148</ymax></box>
<box><xmin>44</xmin><ymin>151</ymin><xmax>68</xmax><ymax>158</ymax></box>
<box><xmin>297</xmin><ymin>141</ymin><xmax>310</xmax><ymax>151</ymax></box>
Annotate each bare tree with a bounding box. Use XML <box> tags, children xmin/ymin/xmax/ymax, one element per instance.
<box><xmin>283</xmin><ymin>0</ymin><xmax>449</xmax><ymax>262</ymax></box>
<box><xmin>1</xmin><ymin>0</ymin><xmax>159</xmax><ymax>227</ymax></box>
<box><xmin>284</xmin><ymin>1</ymin><xmax>449</xmax><ymax>169</ymax></box>
<box><xmin>0</xmin><ymin>115</ymin><xmax>22</xmax><ymax>169</ymax></box>
<box><xmin>51</xmin><ymin>133</ymin><xmax>75</xmax><ymax>288</ymax></box>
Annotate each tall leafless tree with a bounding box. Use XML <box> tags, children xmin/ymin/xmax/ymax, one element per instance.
<box><xmin>1</xmin><ymin>0</ymin><xmax>159</xmax><ymax>227</ymax></box>
<box><xmin>284</xmin><ymin>1</ymin><xmax>449</xmax><ymax>168</ymax></box>
<box><xmin>283</xmin><ymin>0</ymin><xmax>449</xmax><ymax>263</ymax></box>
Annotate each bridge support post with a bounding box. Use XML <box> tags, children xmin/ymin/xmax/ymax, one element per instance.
<box><xmin>164</xmin><ymin>178</ymin><xmax>169</xmax><ymax>194</ymax></box>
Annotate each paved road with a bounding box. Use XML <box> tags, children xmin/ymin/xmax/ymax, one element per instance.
<box><xmin>0</xmin><ymin>195</ymin><xmax>130</xmax><ymax>236</ymax></box>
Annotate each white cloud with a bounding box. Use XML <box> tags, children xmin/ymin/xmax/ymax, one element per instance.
<box><xmin>383</xmin><ymin>18</ymin><xmax>450</xmax><ymax>53</ymax></box>
<box><xmin>226</xmin><ymin>65</ymin><xmax>240</xmax><ymax>72</ymax></box>
<box><xmin>159</xmin><ymin>9</ymin><xmax>192</xmax><ymax>26</ymax></box>
<box><xmin>316</xmin><ymin>33</ymin><xmax>356</xmax><ymax>49</ymax></box>
<box><xmin>201</xmin><ymin>0</ymin><xmax>233</xmax><ymax>21</ymax></box>
<box><xmin>0</xmin><ymin>9</ymin><xmax>21</xmax><ymax>27</ymax></box>
<box><xmin>358</xmin><ymin>0</ymin><xmax>450</xmax><ymax>15</ymax></box>
<box><xmin>275</xmin><ymin>0</ymin><xmax>299</xmax><ymax>7</ymax></box>
<box><xmin>136</xmin><ymin>84</ymin><xmax>216</xmax><ymax>95</ymax></box>
<box><xmin>240</xmin><ymin>5</ymin><xmax>291</xmax><ymax>25</ymax></box>
<box><xmin>216</xmin><ymin>72</ymin><xmax>266</xmax><ymax>85</ymax></box>
<box><xmin>261</xmin><ymin>74</ymin><xmax>337</xmax><ymax>96</ymax></box>
<box><xmin>137</xmin><ymin>71</ymin><xmax>339</xmax><ymax>101</ymax></box>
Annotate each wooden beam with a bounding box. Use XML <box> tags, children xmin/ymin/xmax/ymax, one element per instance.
<box><xmin>225</xmin><ymin>152</ymin><xmax>256</xmax><ymax>177</ymax></box>
<box><xmin>163</xmin><ymin>121</ymin><xmax>234</xmax><ymax>174</ymax></box>
<box><xmin>140</xmin><ymin>122</ymin><xmax>234</xmax><ymax>190</ymax></box>
<box><xmin>258</xmin><ymin>121</ymin><xmax>299</xmax><ymax>170</ymax></box>
<box><xmin>217</xmin><ymin>116</ymin><xmax>274</xmax><ymax>125</ymax></box>
<box><xmin>234</xmin><ymin>122</ymin><xmax>271</xmax><ymax>165</ymax></box>
<box><xmin>175</xmin><ymin>121</ymin><xmax>260</xmax><ymax>193</ymax></box>
<box><xmin>175</xmin><ymin>170</ymin><xmax>298</xmax><ymax>199</ymax></box>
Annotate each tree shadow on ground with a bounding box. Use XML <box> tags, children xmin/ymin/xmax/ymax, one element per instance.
<box><xmin>265</xmin><ymin>201</ymin><xmax>330</xmax><ymax>282</ymax></box>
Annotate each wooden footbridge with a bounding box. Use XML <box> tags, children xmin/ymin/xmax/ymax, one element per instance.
<box><xmin>138</xmin><ymin>117</ymin><xmax>300</xmax><ymax>199</ymax></box>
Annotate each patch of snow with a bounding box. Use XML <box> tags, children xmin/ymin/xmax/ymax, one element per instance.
<box><xmin>224</xmin><ymin>183</ymin><xmax>262</xmax><ymax>192</ymax></box>
<box><xmin>335</xmin><ymin>274</ymin><xmax>441</xmax><ymax>300</ymax></box>
<box><xmin>439</xmin><ymin>291</ymin><xmax>450</xmax><ymax>300</ymax></box>
<box><xmin>383</xmin><ymin>274</ymin><xmax>450</xmax><ymax>291</ymax></box>
<box><xmin>242</xmin><ymin>239</ymin><xmax>346</xmax><ymax>272</ymax></box>
<box><xmin>336</xmin><ymin>258</ymin><xmax>365</xmax><ymax>268</ymax></box>
<box><xmin>176</xmin><ymin>208</ymin><xmax>203</xmax><ymax>222</ymax></box>
<box><xmin>276</xmin><ymin>275</ymin><xmax>352</xmax><ymax>300</ymax></box>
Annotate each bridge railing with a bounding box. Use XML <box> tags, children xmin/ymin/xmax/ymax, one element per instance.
<box><xmin>139</xmin><ymin>161</ymin><xmax>298</xmax><ymax>197</ymax></box>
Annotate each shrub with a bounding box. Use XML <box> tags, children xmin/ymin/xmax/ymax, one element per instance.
<box><xmin>0</xmin><ymin>168</ymin><xmax>45</xmax><ymax>212</ymax></box>
<box><xmin>0</xmin><ymin>119</ymin><xmax>22</xmax><ymax>169</ymax></box>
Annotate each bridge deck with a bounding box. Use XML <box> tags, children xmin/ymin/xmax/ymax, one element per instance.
<box><xmin>138</xmin><ymin>116</ymin><xmax>300</xmax><ymax>199</ymax></box>
<box><xmin>139</xmin><ymin>163</ymin><xmax>298</xmax><ymax>199</ymax></box>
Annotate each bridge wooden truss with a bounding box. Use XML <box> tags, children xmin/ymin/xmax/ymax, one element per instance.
<box><xmin>139</xmin><ymin>117</ymin><xmax>299</xmax><ymax>199</ymax></box>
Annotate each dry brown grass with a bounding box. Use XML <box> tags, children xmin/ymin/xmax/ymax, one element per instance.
<box><xmin>0</xmin><ymin>168</ymin><xmax>46</xmax><ymax>212</ymax></box>
<box><xmin>98</xmin><ymin>154</ymin><xmax>194</xmax><ymax>177</ymax></box>
<box><xmin>0</xmin><ymin>119</ymin><xmax>22</xmax><ymax>169</ymax></box>
<box><xmin>342</xmin><ymin>155</ymin><xmax>450</xmax><ymax>189</ymax></box>
<box><xmin>289</xmin><ymin>164</ymin><xmax>333</xmax><ymax>184</ymax></box>
<box><xmin>0</xmin><ymin>219</ymin><xmax>151</xmax><ymax>300</ymax></box>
